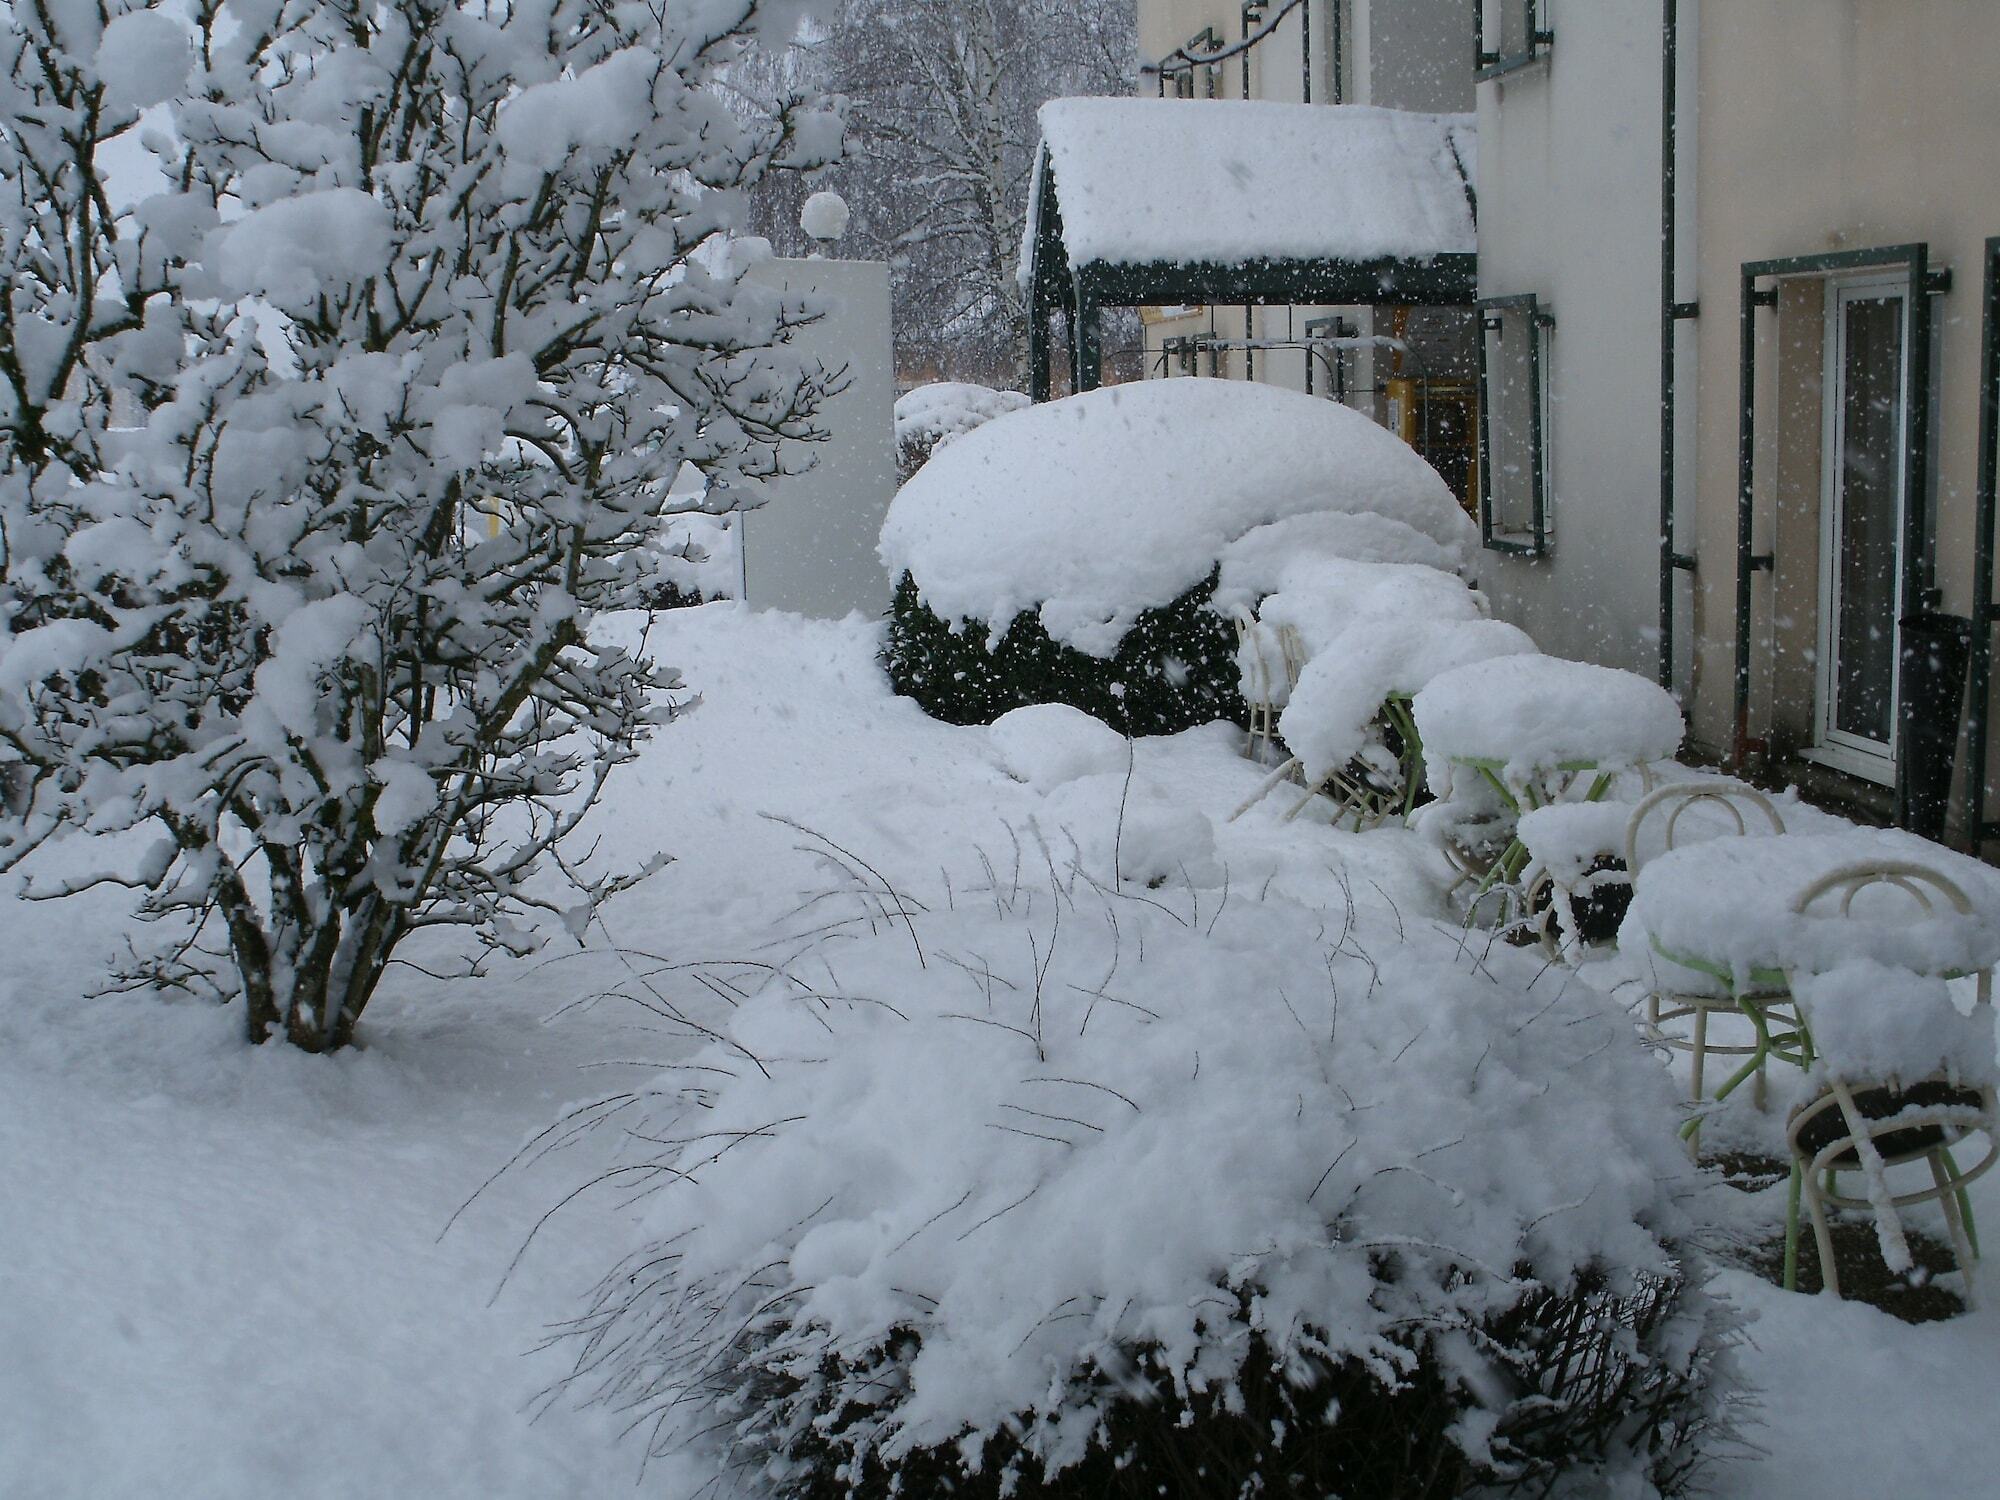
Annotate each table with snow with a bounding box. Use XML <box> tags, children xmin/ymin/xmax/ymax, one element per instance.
<box><xmin>1410</xmin><ymin>655</ymin><xmax>1685</xmax><ymax>909</ymax></box>
<box><xmin>1624</xmin><ymin>829</ymin><xmax>2000</xmax><ymax>1299</ymax></box>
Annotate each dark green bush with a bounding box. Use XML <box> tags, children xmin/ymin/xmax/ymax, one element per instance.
<box><xmin>766</xmin><ymin>1264</ymin><xmax>1725</xmax><ymax>1500</ymax></box>
<box><xmin>885</xmin><ymin>569</ymin><xmax>1248</xmax><ymax>736</ymax></box>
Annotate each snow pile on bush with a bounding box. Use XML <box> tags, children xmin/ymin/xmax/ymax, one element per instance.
<box><xmin>560</xmin><ymin>852</ymin><xmax>1733</xmax><ymax>1497</ymax></box>
<box><xmin>881</xmin><ymin>379</ymin><xmax>1477</xmax><ymax>736</ymax></box>
<box><xmin>882</xmin><ymin>378</ymin><xmax>1473</xmax><ymax>657</ymax></box>
<box><xmin>894</xmin><ymin>382</ymin><xmax>1032</xmax><ymax>480</ymax></box>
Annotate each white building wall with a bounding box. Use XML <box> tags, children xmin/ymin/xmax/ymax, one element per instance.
<box><xmin>1472</xmin><ymin>0</ymin><xmax>1668</xmax><ymax>678</ymax></box>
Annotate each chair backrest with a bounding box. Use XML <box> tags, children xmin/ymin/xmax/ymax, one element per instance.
<box><xmin>1624</xmin><ymin>781</ymin><xmax>1785</xmax><ymax>876</ymax></box>
<box><xmin>1792</xmin><ymin>861</ymin><xmax>1973</xmax><ymax>919</ymax></box>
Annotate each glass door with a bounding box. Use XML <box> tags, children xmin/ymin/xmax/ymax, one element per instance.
<box><xmin>1815</xmin><ymin>277</ymin><xmax>1909</xmax><ymax>783</ymax></box>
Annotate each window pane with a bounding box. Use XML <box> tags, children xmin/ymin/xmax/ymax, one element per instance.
<box><xmin>1832</xmin><ymin>293</ymin><xmax>1903</xmax><ymax>743</ymax></box>
<box><xmin>1482</xmin><ymin>305</ymin><xmax>1542</xmax><ymax>541</ymax></box>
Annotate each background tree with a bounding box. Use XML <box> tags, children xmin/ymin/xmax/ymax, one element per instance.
<box><xmin>748</xmin><ymin>0</ymin><xmax>1135</xmax><ymax>386</ymax></box>
<box><xmin>0</xmin><ymin>0</ymin><xmax>837</xmax><ymax>1051</ymax></box>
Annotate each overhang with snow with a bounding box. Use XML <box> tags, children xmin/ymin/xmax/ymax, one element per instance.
<box><xmin>1023</xmin><ymin>98</ymin><xmax>1478</xmax><ymax>398</ymax></box>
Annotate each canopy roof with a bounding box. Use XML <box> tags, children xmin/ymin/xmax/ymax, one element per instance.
<box><xmin>1023</xmin><ymin>98</ymin><xmax>1478</xmax><ymax>396</ymax></box>
<box><xmin>1031</xmin><ymin>97</ymin><xmax>1476</xmax><ymax>275</ymax></box>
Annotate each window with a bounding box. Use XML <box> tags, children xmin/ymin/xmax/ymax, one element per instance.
<box><xmin>1476</xmin><ymin>0</ymin><xmax>1553</xmax><ymax>81</ymax></box>
<box><xmin>1812</xmin><ymin>274</ymin><xmax>1911</xmax><ymax>784</ymax></box>
<box><xmin>1477</xmin><ymin>294</ymin><xmax>1553</xmax><ymax>555</ymax></box>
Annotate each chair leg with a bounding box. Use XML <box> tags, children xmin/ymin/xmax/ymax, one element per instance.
<box><xmin>1784</xmin><ymin>1159</ymin><xmax>1804</xmax><ymax>1292</ymax></box>
<box><xmin>1689</xmin><ymin>1005</ymin><xmax>1709</xmax><ymax>1107</ymax></box>
<box><xmin>1931</xmin><ymin>1151</ymin><xmax>1980</xmax><ymax>1311</ymax></box>
<box><xmin>1800</xmin><ymin>1162</ymin><xmax>1842</xmax><ymax>1298</ymax></box>
<box><xmin>1940</xmin><ymin>1143</ymin><xmax>1981</xmax><ymax>1259</ymax></box>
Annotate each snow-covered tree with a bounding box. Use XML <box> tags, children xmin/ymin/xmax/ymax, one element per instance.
<box><xmin>0</xmin><ymin>0</ymin><xmax>838</xmax><ymax>1051</ymax></box>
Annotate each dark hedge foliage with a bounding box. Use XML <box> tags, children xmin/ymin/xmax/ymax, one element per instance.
<box><xmin>766</xmin><ymin>1265</ymin><xmax>1724</xmax><ymax>1500</ymax></box>
<box><xmin>885</xmin><ymin>569</ymin><xmax>1249</xmax><ymax>736</ymax></box>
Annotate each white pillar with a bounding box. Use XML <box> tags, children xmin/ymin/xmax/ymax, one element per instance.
<box><xmin>737</xmin><ymin>257</ymin><xmax>898</xmax><ymax>620</ymax></box>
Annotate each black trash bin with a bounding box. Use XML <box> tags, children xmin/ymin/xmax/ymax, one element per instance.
<box><xmin>1896</xmin><ymin>610</ymin><xmax>1972</xmax><ymax>841</ymax></box>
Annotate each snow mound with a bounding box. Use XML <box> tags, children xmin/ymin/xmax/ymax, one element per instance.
<box><xmin>988</xmin><ymin>704</ymin><xmax>1128</xmax><ymax>791</ymax></box>
<box><xmin>893</xmin><ymin>381</ymin><xmax>1031</xmax><ymax>466</ymax></box>
<box><xmin>800</xmin><ymin>188</ymin><xmax>850</xmax><ymax>243</ymax></box>
<box><xmin>95</xmin><ymin>10</ymin><xmax>191</xmax><ymax>111</ymax></box>
<box><xmin>1517</xmin><ymin>802</ymin><xmax>1632</xmax><ymax>886</ymax></box>
<box><xmin>880</xmin><ymin>378</ymin><xmax>1474</xmax><ymax>656</ymax></box>
<box><xmin>567</xmin><ymin>858</ymin><xmax>1721</xmax><ymax>1491</ymax></box>
<box><xmin>1415</xmin><ymin>655</ymin><xmax>1683</xmax><ymax>789</ymax></box>
<box><xmin>1794</xmin><ymin>961</ymin><xmax>1997</xmax><ymax>1088</ymax></box>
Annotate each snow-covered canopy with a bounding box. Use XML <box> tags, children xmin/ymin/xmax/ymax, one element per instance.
<box><xmin>1030</xmin><ymin>98</ymin><xmax>1475</xmax><ymax>276</ymax></box>
<box><xmin>879</xmin><ymin>377</ymin><xmax>1476</xmax><ymax>655</ymax></box>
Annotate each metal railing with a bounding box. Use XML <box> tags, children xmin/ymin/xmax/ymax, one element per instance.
<box><xmin>1146</xmin><ymin>0</ymin><xmax>1324</xmax><ymax>106</ymax></box>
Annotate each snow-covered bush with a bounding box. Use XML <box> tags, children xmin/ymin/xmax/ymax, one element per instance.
<box><xmin>880</xmin><ymin>378</ymin><xmax>1475</xmax><ymax>736</ymax></box>
<box><xmin>893</xmin><ymin>382</ymin><xmax>1031</xmax><ymax>482</ymax></box>
<box><xmin>0</xmin><ymin>0</ymin><xmax>837</xmax><ymax>1050</ymax></box>
<box><xmin>558</xmin><ymin>850</ymin><xmax>1736</xmax><ymax>1497</ymax></box>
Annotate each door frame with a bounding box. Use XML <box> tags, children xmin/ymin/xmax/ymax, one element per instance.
<box><xmin>1736</xmin><ymin>243</ymin><xmax>1945</xmax><ymax>826</ymax></box>
<box><xmin>1809</xmin><ymin>272</ymin><xmax>1912</xmax><ymax>784</ymax></box>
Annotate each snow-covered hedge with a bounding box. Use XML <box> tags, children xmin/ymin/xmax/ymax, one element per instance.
<box><xmin>561</xmin><ymin>854</ymin><xmax>1735</xmax><ymax>1497</ymax></box>
<box><xmin>879</xmin><ymin>379</ymin><xmax>1477</xmax><ymax>735</ymax></box>
<box><xmin>894</xmin><ymin>382</ymin><xmax>1032</xmax><ymax>482</ymax></box>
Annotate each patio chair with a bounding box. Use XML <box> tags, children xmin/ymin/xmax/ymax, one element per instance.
<box><xmin>1782</xmin><ymin>864</ymin><xmax>1999</xmax><ymax>1304</ymax></box>
<box><xmin>1231</xmin><ymin>607</ymin><xmax>1306</xmax><ymax>769</ymax></box>
<box><xmin>1623</xmin><ymin>782</ymin><xmax>1792</xmax><ymax>1124</ymax></box>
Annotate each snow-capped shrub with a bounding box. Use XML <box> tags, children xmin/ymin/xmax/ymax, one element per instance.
<box><xmin>880</xmin><ymin>379</ymin><xmax>1476</xmax><ymax>735</ymax></box>
<box><xmin>894</xmin><ymin>382</ymin><xmax>1032</xmax><ymax>482</ymax></box>
<box><xmin>559</xmin><ymin>851</ymin><xmax>1736</xmax><ymax>1497</ymax></box>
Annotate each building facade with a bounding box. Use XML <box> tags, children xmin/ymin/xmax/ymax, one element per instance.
<box><xmin>1478</xmin><ymin>0</ymin><xmax>2000</xmax><ymax>845</ymax></box>
<box><xmin>1126</xmin><ymin>0</ymin><xmax>2000</xmax><ymax>850</ymax></box>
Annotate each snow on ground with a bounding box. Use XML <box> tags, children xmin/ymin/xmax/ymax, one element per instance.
<box><xmin>3</xmin><ymin>603</ymin><xmax>1999</xmax><ymax>1497</ymax></box>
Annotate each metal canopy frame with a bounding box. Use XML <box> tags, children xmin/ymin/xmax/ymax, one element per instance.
<box><xmin>1967</xmin><ymin>237</ymin><xmax>2000</xmax><ymax>846</ymax></box>
<box><xmin>1475</xmin><ymin>0</ymin><xmax>1553</xmax><ymax>83</ymax></box>
<box><xmin>1025</xmin><ymin>155</ymin><xmax>1477</xmax><ymax>399</ymax></box>
<box><xmin>1476</xmin><ymin>293</ymin><xmax>1553</xmax><ymax>557</ymax></box>
<box><xmin>1734</xmin><ymin>243</ymin><xmax>1951</xmax><ymax>826</ymax></box>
